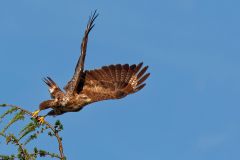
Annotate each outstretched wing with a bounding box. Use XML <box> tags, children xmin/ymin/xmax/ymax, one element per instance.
<box><xmin>80</xmin><ymin>63</ymin><xmax>150</xmax><ymax>102</ymax></box>
<box><xmin>64</xmin><ymin>10</ymin><xmax>99</xmax><ymax>94</ymax></box>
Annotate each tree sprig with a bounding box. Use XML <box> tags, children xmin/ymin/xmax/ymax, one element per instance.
<box><xmin>0</xmin><ymin>104</ymin><xmax>66</xmax><ymax>160</ymax></box>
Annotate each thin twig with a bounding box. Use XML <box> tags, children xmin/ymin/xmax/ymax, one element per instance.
<box><xmin>29</xmin><ymin>151</ymin><xmax>61</xmax><ymax>159</ymax></box>
<box><xmin>0</xmin><ymin>104</ymin><xmax>65</xmax><ymax>159</ymax></box>
<box><xmin>0</xmin><ymin>132</ymin><xmax>29</xmax><ymax>159</ymax></box>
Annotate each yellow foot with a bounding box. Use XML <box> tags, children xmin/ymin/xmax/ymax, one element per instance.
<box><xmin>32</xmin><ymin>110</ymin><xmax>40</xmax><ymax>118</ymax></box>
<box><xmin>37</xmin><ymin>116</ymin><xmax>45</xmax><ymax>124</ymax></box>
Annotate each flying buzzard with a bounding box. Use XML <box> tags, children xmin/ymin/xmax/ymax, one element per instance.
<box><xmin>32</xmin><ymin>11</ymin><xmax>150</xmax><ymax>123</ymax></box>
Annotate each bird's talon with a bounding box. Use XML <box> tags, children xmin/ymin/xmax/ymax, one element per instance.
<box><xmin>37</xmin><ymin>117</ymin><xmax>45</xmax><ymax>124</ymax></box>
<box><xmin>32</xmin><ymin>110</ymin><xmax>40</xmax><ymax>118</ymax></box>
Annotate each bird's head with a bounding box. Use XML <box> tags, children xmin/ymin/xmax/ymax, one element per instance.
<box><xmin>39</xmin><ymin>100</ymin><xmax>55</xmax><ymax>110</ymax></box>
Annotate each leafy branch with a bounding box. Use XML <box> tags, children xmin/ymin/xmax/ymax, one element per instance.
<box><xmin>0</xmin><ymin>104</ymin><xmax>66</xmax><ymax>160</ymax></box>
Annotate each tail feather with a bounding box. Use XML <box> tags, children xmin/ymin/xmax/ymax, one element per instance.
<box><xmin>42</xmin><ymin>77</ymin><xmax>62</xmax><ymax>99</ymax></box>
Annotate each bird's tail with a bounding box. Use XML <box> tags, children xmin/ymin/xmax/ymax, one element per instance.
<box><xmin>42</xmin><ymin>77</ymin><xmax>62</xmax><ymax>98</ymax></box>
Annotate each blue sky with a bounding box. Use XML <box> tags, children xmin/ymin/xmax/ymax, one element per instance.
<box><xmin>1</xmin><ymin>0</ymin><xmax>240</xmax><ymax>159</ymax></box>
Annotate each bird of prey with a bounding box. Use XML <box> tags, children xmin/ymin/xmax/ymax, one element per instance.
<box><xmin>32</xmin><ymin>11</ymin><xmax>150</xmax><ymax>123</ymax></box>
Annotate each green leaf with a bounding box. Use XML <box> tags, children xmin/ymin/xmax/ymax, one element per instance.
<box><xmin>1</xmin><ymin>111</ymin><xmax>25</xmax><ymax>133</ymax></box>
<box><xmin>0</xmin><ymin>107</ymin><xmax>18</xmax><ymax>123</ymax></box>
<box><xmin>18</xmin><ymin>122</ymin><xmax>36</xmax><ymax>141</ymax></box>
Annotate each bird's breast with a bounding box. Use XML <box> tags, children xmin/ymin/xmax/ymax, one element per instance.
<box><xmin>57</xmin><ymin>94</ymin><xmax>92</xmax><ymax>112</ymax></box>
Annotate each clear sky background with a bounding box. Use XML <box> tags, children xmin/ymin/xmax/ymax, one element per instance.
<box><xmin>0</xmin><ymin>0</ymin><xmax>240</xmax><ymax>159</ymax></box>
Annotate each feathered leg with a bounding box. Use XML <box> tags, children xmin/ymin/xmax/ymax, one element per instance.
<box><xmin>46</xmin><ymin>110</ymin><xmax>66</xmax><ymax>116</ymax></box>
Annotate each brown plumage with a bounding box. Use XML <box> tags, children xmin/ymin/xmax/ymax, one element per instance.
<box><xmin>36</xmin><ymin>10</ymin><xmax>150</xmax><ymax>117</ymax></box>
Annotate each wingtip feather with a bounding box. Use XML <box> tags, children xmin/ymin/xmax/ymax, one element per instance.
<box><xmin>134</xmin><ymin>83</ymin><xmax>146</xmax><ymax>92</ymax></box>
<box><xmin>137</xmin><ymin>73</ymin><xmax>150</xmax><ymax>86</ymax></box>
